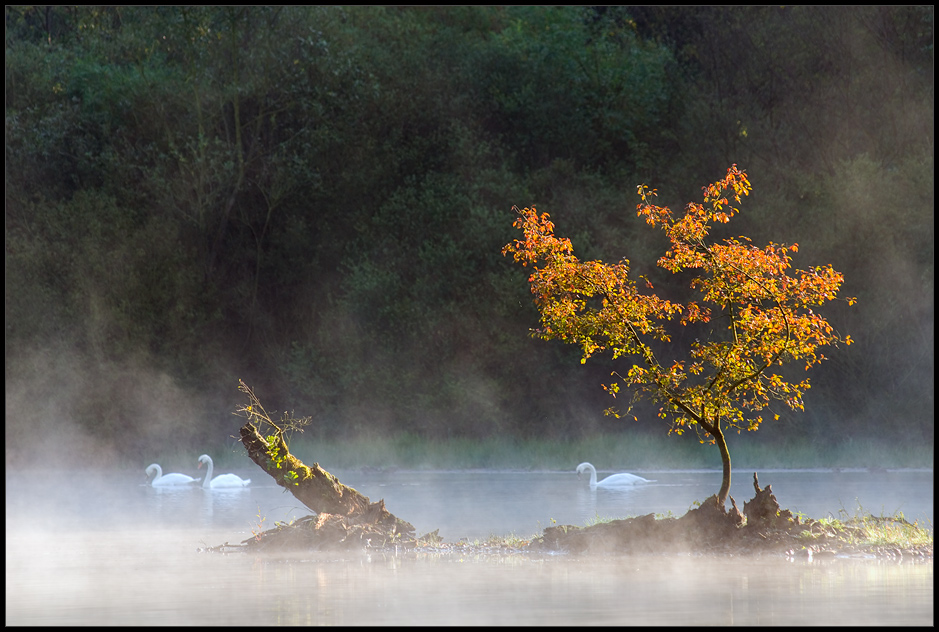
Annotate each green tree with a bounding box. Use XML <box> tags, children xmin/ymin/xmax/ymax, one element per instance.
<box><xmin>473</xmin><ymin>6</ymin><xmax>675</xmax><ymax>175</ymax></box>
<box><xmin>504</xmin><ymin>166</ymin><xmax>854</xmax><ymax>506</ymax></box>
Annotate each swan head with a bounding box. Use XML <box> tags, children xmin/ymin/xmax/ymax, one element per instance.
<box><xmin>575</xmin><ymin>462</ymin><xmax>593</xmax><ymax>477</ymax></box>
<box><xmin>197</xmin><ymin>454</ymin><xmax>211</xmax><ymax>468</ymax></box>
<box><xmin>145</xmin><ymin>464</ymin><xmax>161</xmax><ymax>478</ymax></box>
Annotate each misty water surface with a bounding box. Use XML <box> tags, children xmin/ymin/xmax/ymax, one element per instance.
<box><xmin>5</xmin><ymin>467</ymin><xmax>933</xmax><ymax>625</ymax></box>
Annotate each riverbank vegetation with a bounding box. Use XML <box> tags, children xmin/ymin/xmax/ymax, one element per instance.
<box><xmin>190</xmin><ymin>431</ymin><xmax>933</xmax><ymax>472</ymax></box>
<box><xmin>287</xmin><ymin>433</ymin><xmax>935</xmax><ymax>472</ymax></box>
<box><xmin>5</xmin><ymin>7</ymin><xmax>933</xmax><ymax>468</ymax></box>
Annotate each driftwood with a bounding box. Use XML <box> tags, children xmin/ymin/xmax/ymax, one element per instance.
<box><xmin>743</xmin><ymin>472</ymin><xmax>797</xmax><ymax>529</ymax></box>
<box><xmin>239</xmin><ymin>422</ymin><xmax>415</xmax><ymax>548</ymax></box>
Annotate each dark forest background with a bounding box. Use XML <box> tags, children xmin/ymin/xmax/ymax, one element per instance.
<box><xmin>5</xmin><ymin>6</ymin><xmax>933</xmax><ymax>467</ymax></box>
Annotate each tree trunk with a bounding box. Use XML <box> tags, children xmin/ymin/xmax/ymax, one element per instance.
<box><xmin>239</xmin><ymin>422</ymin><xmax>415</xmax><ymax>537</ymax></box>
<box><xmin>713</xmin><ymin>423</ymin><xmax>732</xmax><ymax>508</ymax></box>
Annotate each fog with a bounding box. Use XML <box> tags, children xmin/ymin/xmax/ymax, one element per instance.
<box><xmin>4</xmin><ymin>295</ymin><xmax>933</xmax><ymax>626</ymax></box>
<box><xmin>4</xmin><ymin>341</ymin><xmax>232</xmax><ymax>471</ymax></box>
<box><xmin>5</xmin><ymin>468</ymin><xmax>933</xmax><ymax>625</ymax></box>
<box><xmin>4</xmin><ymin>6</ymin><xmax>933</xmax><ymax>625</ymax></box>
<box><xmin>6</xmin><ymin>529</ymin><xmax>934</xmax><ymax>626</ymax></box>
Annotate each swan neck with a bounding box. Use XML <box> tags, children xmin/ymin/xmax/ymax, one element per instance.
<box><xmin>589</xmin><ymin>465</ymin><xmax>598</xmax><ymax>487</ymax></box>
<box><xmin>202</xmin><ymin>457</ymin><xmax>213</xmax><ymax>488</ymax></box>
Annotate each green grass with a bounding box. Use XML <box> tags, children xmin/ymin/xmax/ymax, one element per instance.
<box><xmin>797</xmin><ymin>504</ymin><xmax>934</xmax><ymax>550</ymax></box>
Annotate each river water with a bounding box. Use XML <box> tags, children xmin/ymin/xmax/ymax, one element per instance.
<box><xmin>5</xmin><ymin>467</ymin><xmax>933</xmax><ymax>625</ymax></box>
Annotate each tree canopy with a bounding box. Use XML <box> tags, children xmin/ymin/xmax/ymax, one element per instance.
<box><xmin>4</xmin><ymin>6</ymin><xmax>932</xmax><ymax>465</ymax></box>
<box><xmin>504</xmin><ymin>166</ymin><xmax>854</xmax><ymax>503</ymax></box>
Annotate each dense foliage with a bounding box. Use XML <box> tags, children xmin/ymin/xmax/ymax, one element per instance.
<box><xmin>505</xmin><ymin>166</ymin><xmax>855</xmax><ymax>503</ymax></box>
<box><xmin>4</xmin><ymin>6</ymin><xmax>933</xmax><ymax>464</ymax></box>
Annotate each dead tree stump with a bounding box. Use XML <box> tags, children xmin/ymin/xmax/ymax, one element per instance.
<box><xmin>239</xmin><ymin>422</ymin><xmax>415</xmax><ymax>549</ymax></box>
<box><xmin>743</xmin><ymin>472</ymin><xmax>799</xmax><ymax>529</ymax></box>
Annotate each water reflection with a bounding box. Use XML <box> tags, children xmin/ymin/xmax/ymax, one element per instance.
<box><xmin>200</xmin><ymin>487</ymin><xmax>250</xmax><ymax>521</ymax></box>
<box><xmin>4</xmin><ymin>468</ymin><xmax>933</xmax><ymax>625</ymax></box>
<box><xmin>343</xmin><ymin>469</ymin><xmax>933</xmax><ymax>541</ymax></box>
<box><xmin>5</xmin><ymin>468</ymin><xmax>933</xmax><ymax>539</ymax></box>
<box><xmin>5</xmin><ymin>528</ymin><xmax>933</xmax><ymax>626</ymax></box>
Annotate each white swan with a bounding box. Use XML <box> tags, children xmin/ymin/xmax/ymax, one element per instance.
<box><xmin>145</xmin><ymin>463</ymin><xmax>201</xmax><ymax>487</ymax></box>
<box><xmin>198</xmin><ymin>454</ymin><xmax>251</xmax><ymax>488</ymax></box>
<box><xmin>576</xmin><ymin>462</ymin><xmax>650</xmax><ymax>488</ymax></box>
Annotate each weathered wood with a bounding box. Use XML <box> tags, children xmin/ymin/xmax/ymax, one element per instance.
<box><xmin>743</xmin><ymin>471</ymin><xmax>797</xmax><ymax>529</ymax></box>
<box><xmin>239</xmin><ymin>422</ymin><xmax>415</xmax><ymax>537</ymax></box>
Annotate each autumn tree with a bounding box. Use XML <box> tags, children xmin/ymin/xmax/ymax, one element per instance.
<box><xmin>503</xmin><ymin>166</ymin><xmax>854</xmax><ymax>507</ymax></box>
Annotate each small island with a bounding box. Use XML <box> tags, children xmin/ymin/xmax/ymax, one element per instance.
<box><xmin>206</xmin><ymin>385</ymin><xmax>932</xmax><ymax>562</ymax></box>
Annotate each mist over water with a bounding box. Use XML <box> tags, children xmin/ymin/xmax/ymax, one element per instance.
<box><xmin>6</xmin><ymin>529</ymin><xmax>933</xmax><ymax>626</ymax></box>
<box><xmin>5</xmin><ymin>467</ymin><xmax>933</xmax><ymax>625</ymax></box>
<box><xmin>5</xmin><ymin>467</ymin><xmax>933</xmax><ymax>540</ymax></box>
